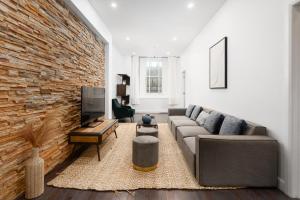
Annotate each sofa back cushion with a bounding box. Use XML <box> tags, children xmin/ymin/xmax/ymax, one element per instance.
<box><xmin>185</xmin><ymin>104</ymin><xmax>195</xmax><ymax>117</ymax></box>
<box><xmin>190</xmin><ymin>106</ymin><xmax>202</xmax><ymax>121</ymax></box>
<box><xmin>196</xmin><ymin>111</ymin><xmax>210</xmax><ymax>126</ymax></box>
<box><xmin>219</xmin><ymin>116</ymin><xmax>244</xmax><ymax>135</ymax></box>
<box><xmin>204</xmin><ymin>111</ymin><xmax>224</xmax><ymax>134</ymax></box>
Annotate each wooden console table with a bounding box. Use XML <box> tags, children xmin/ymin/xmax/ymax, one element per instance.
<box><xmin>69</xmin><ymin>119</ymin><xmax>119</xmax><ymax>161</ymax></box>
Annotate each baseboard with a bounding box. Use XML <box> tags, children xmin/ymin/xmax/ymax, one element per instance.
<box><xmin>136</xmin><ymin>110</ymin><xmax>168</xmax><ymax>114</ymax></box>
<box><xmin>278</xmin><ymin>177</ymin><xmax>290</xmax><ymax>197</ymax></box>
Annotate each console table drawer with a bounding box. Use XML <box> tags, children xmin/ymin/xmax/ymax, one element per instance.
<box><xmin>70</xmin><ymin>136</ymin><xmax>98</xmax><ymax>143</ymax></box>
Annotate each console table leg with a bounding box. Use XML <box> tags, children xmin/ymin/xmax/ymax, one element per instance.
<box><xmin>114</xmin><ymin>130</ymin><xmax>118</xmax><ymax>138</ymax></box>
<box><xmin>96</xmin><ymin>145</ymin><xmax>100</xmax><ymax>161</ymax></box>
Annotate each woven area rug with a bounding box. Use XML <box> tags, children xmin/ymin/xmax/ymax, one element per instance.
<box><xmin>48</xmin><ymin>123</ymin><xmax>206</xmax><ymax>191</ymax></box>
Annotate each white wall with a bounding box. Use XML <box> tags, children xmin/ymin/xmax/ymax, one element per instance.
<box><xmin>111</xmin><ymin>46</ymin><xmax>131</xmax><ymax>99</ymax></box>
<box><xmin>180</xmin><ymin>0</ymin><xmax>292</xmax><ymax>195</ymax></box>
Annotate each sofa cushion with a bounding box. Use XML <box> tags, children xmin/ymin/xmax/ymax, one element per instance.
<box><xmin>196</xmin><ymin>111</ymin><xmax>210</xmax><ymax>126</ymax></box>
<box><xmin>190</xmin><ymin>106</ymin><xmax>202</xmax><ymax>121</ymax></box>
<box><xmin>185</xmin><ymin>104</ymin><xmax>195</xmax><ymax>117</ymax></box>
<box><xmin>177</xmin><ymin>126</ymin><xmax>210</xmax><ymax>138</ymax></box>
<box><xmin>169</xmin><ymin>116</ymin><xmax>190</xmax><ymax>121</ymax></box>
<box><xmin>181</xmin><ymin>137</ymin><xmax>196</xmax><ymax>175</ymax></box>
<box><xmin>171</xmin><ymin>119</ymin><xmax>198</xmax><ymax>139</ymax></box>
<box><xmin>204</xmin><ymin>111</ymin><xmax>224</xmax><ymax>134</ymax></box>
<box><xmin>219</xmin><ymin>116</ymin><xmax>243</xmax><ymax>135</ymax></box>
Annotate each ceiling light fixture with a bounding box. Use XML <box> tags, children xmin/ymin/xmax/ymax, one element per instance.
<box><xmin>126</xmin><ymin>36</ymin><xmax>130</xmax><ymax>41</ymax></box>
<box><xmin>111</xmin><ymin>2</ymin><xmax>118</xmax><ymax>8</ymax></box>
<box><xmin>187</xmin><ymin>2</ymin><xmax>195</xmax><ymax>9</ymax></box>
<box><xmin>172</xmin><ymin>37</ymin><xmax>177</xmax><ymax>41</ymax></box>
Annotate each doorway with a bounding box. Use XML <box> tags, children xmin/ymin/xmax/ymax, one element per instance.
<box><xmin>182</xmin><ymin>70</ymin><xmax>186</xmax><ymax>108</ymax></box>
<box><xmin>289</xmin><ymin>2</ymin><xmax>300</xmax><ymax>198</ymax></box>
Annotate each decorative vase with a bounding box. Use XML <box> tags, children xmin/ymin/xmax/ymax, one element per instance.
<box><xmin>142</xmin><ymin>114</ymin><xmax>152</xmax><ymax>124</ymax></box>
<box><xmin>25</xmin><ymin>147</ymin><xmax>44</xmax><ymax>199</ymax></box>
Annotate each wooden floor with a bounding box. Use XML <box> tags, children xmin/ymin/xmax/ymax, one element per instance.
<box><xmin>17</xmin><ymin>114</ymin><xmax>295</xmax><ymax>200</ymax></box>
<box><xmin>17</xmin><ymin>153</ymin><xmax>294</xmax><ymax>200</ymax></box>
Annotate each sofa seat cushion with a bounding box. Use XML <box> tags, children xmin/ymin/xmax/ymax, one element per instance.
<box><xmin>169</xmin><ymin>116</ymin><xmax>190</xmax><ymax>121</ymax></box>
<box><xmin>171</xmin><ymin>119</ymin><xmax>198</xmax><ymax>139</ymax></box>
<box><xmin>178</xmin><ymin>126</ymin><xmax>211</xmax><ymax>138</ymax></box>
<box><xmin>181</xmin><ymin>137</ymin><xmax>196</xmax><ymax>175</ymax></box>
<box><xmin>177</xmin><ymin>126</ymin><xmax>210</xmax><ymax>159</ymax></box>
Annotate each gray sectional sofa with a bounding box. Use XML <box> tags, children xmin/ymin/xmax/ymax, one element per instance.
<box><xmin>168</xmin><ymin>105</ymin><xmax>278</xmax><ymax>188</ymax></box>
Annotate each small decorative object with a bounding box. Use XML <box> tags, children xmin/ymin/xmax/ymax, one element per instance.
<box><xmin>20</xmin><ymin>110</ymin><xmax>63</xmax><ymax>199</ymax></box>
<box><xmin>142</xmin><ymin>114</ymin><xmax>152</xmax><ymax>124</ymax></box>
<box><xmin>209</xmin><ymin>37</ymin><xmax>227</xmax><ymax>89</ymax></box>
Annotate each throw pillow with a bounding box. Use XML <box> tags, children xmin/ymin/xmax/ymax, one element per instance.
<box><xmin>185</xmin><ymin>104</ymin><xmax>195</xmax><ymax>117</ymax></box>
<box><xmin>219</xmin><ymin>116</ymin><xmax>243</xmax><ymax>135</ymax></box>
<box><xmin>204</xmin><ymin>111</ymin><xmax>224</xmax><ymax>134</ymax></box>
<box><xmin>196</xmin><ymin>111</ymin><xmax>210</xmax><ymax>126</ymax></box>
<box><xmin>190</xmin><ymin>106</ymin><xmax>202</xmax><ymax>121</ymax></box>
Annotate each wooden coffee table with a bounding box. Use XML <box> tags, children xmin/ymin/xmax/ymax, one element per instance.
<box><xmin>136</xmin><ymin>118</ymin><xmax>158</xmax><ymax>132</ymax></box>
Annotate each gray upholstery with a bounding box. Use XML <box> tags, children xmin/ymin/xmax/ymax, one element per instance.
<box><xmin>190</xmin><ymin>106</ymin><xmax>202</xmax><ymax>121</ymax></box>
<box><xmin>132</xmin><ymin>136</ymin><xmax>159</xmax><ymax>168</ymax></box>
<box><xmin>195</xmin><ymin>111</ymin><xmax>210</xmax><ymax>126</ymax></box>
<box><xmin>136</xmin><ymin>127</ymin><xmax>158</xmax><ymax>138</ymax></box>
<box><xmin>167</xmin><ymin>107</ymin><xmax>277</xmax><ymax>188</ymax></box>
<box><xmin>203</xmin><ymin>111</ymin><xmax>224</xmax><ymax>134</ymax></box>
<box><xmin>195</xmin><ymin>134</ymin><xmax>278</xmax><ymax>187</ymax></box>
<box><xmin>185</xmin><ymin>104</ymin><xmax>195</xmax><ymax>117</ymax></box>
<box><xmin>177</xmin><ymin>126</ymin><xmax>210</xmax><ymax>152</ymax></box>
<box><xmin>219</xmin><ymin>116</ymin><xmax>243</xmax><ymax>135</ymax></box>
<box><xmin>171</xmin><ymin>119</ymin><xmax>198</xmax><ymax>139</ymax></box>
<box><xmin>181</xmin><ymin>137</ymin><xmax>196</xmax><ymax>175</ymax></box>
<box><xmin>168</xmin><ymin>115</ymin><xmax>189</xmax><ymax>130</ymax></box>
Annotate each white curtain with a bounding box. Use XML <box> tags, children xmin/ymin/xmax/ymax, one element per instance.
<box><xmin>131</xmin><ymin>55</ymin><xmax>140</xmax><ymax>105</ymax></box>
<box><xmin>168</xmin><ymin>56</ymin><xmax>179</xmax><ymax>105</ymax></box>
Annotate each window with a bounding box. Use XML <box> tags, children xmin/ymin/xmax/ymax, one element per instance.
<box><xmin>139</xmin><ymin>57</ymin><xmax>168</xmax><ymax>97</ymax></box>
<box><xmin>145</xmin><ymin>61</ymin><xmax>162</xmax><ymax>93</ymax></box>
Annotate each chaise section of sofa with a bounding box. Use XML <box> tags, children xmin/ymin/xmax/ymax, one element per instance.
<box><xmin>195</xmin><ymin>134</ymin><xmax>278</xmax><ymax>187</ymax></box>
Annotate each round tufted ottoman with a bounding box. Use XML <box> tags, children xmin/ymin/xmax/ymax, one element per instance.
<box><xmin>136</xmin><ymin>127</ymin><xmax>158</xmax><ymax>138</ymax></box>
<box><xmin>132</xmin><ymin>136</ymin><xmax>159</xmax><ymax>172</ymax></box>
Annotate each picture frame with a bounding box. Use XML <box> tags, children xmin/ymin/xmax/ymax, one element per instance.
<box><xmin>209</xmin><ymin>37</ymin><xmax>227</xmax><ymax>89</ymax></box>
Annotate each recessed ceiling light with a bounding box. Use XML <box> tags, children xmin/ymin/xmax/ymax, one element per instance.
<box><xmin>187</xmin><ymin>2</ymin><xmax>195</xmax><ymax>9</ymax></box>
<box><xmin>166</xmin><ymin>51</ymin><xmax>171</xmax><ymax>55</ymax></box>
<box><xmin>172</xmin><ymin>37</ymin><xmax>177</xmax><ymax>41</ymax></box>
<box><xmin>111</xmin><ymin>2</ymin><xmax>118</xmax><ymax>8</ymax></box>
<box><xmin>126</xmin><ymin>36</ymin><xmax>130</xmax><ymax>41</ymax></box>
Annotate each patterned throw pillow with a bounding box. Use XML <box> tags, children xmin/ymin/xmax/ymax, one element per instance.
<box><xmin>185</xmin><ymin>104</ymin><xmax>195</xmax><ymax>117</ymax></box>
<box><xmin>196</xmin><ymin>111</ymin><xmax>210</xmax><ymax>126</ymax></box>
<box><xmin>190</xmin><ymin>106</ymin><xmax>202</xmax><ymax>121</ymax></box>
<box><xmin>204</xmin><ymin>111</ymin><xmax>224</xmax><ymax>134</ymax></box>
<box><xmin>219</xmin><ymin>116</ymin><xmax>243</xmax><ymax>135</ymax></box>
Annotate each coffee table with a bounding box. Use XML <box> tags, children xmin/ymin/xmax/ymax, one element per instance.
<box><xmin>136</xmin><ymin>118</ymin><xmax>158</xmax><ymax>132</ymax></box>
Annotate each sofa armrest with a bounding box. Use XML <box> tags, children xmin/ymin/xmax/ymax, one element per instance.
<box><xmin>168</xmin><ymin>108</ymin><xmax>186</xmax><ymax>116</ymax></box>
<box><xmin>195</xmin><ymin>135</ymin><xmax>278</xmax><ymax>187</ymax></box>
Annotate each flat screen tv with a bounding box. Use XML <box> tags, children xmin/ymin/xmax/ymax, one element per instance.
<box><xmin>81</xmin><ymin>86</ymin><xmax>105</xmax><ymax>127</ymax></box>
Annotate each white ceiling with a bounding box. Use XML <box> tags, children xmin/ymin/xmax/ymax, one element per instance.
<box><xmin>89</xmin><ymin>0</ymin><xmax>225</xmax><ymax>56</ymax></box>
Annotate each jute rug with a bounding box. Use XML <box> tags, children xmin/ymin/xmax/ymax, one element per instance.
<box><xmin>48</xmin><ymin>123</ymin><xmax>215</xmax><ymax>191</ymax></box>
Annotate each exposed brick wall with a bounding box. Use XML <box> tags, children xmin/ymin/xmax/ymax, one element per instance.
<box><xmin>0</xmin><ymin>0</ymin><xmax>105</xmax><ymax>199</ymax></box>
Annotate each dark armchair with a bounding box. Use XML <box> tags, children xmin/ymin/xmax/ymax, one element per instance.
<box><xmin>112</xmin><ymin>99</ymin><xmax>135</xmax><ymax>122</ymax></box>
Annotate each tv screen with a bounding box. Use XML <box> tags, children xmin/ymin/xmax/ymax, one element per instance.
<box><xmin>81</xmin><ymin>86</ymin><xmax>105</xmax><ymax>127</ymax></box>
